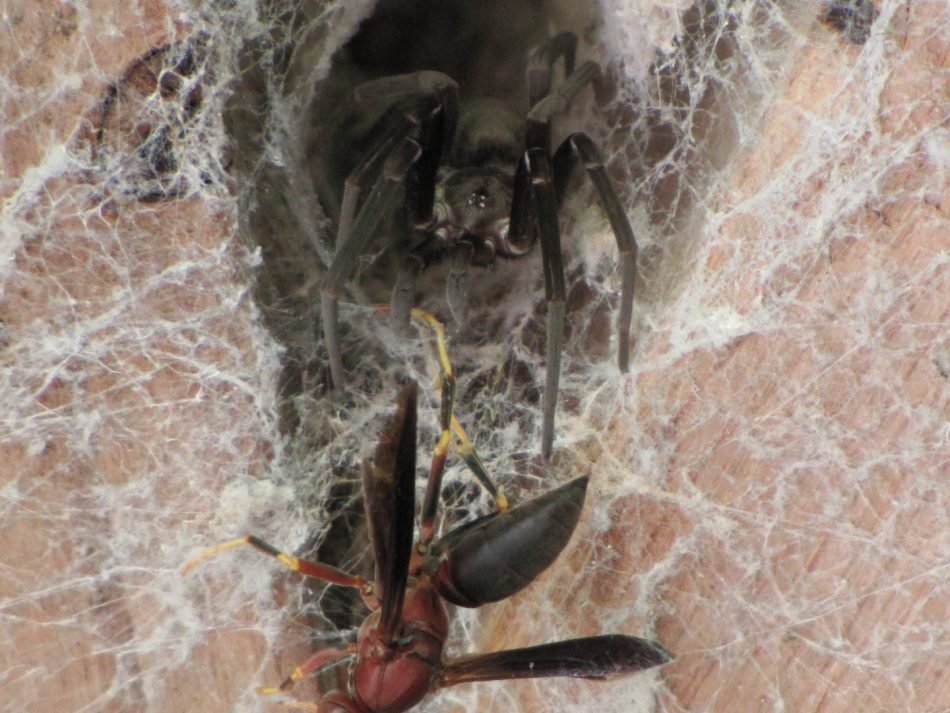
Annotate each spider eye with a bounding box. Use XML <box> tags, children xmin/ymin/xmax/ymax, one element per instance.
<box><xmin>467</xmin><ymin>189</ymin><xmax>489</xmax><ymax>210</ymax></box>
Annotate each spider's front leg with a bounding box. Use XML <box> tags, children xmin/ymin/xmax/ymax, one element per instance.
<box><xmin>512</xmin><ymin>36</ymin><xmax>598</xmax><ymax>461</ymax></box>
<box><xmin>321</xmin><ymin>136</ymin><xmax>422</xmax><ymax>387</ymax></box>
<box><xmin>510</xmin><ymin>148</ymin><xmax>566</xmax><ymax>462</ymax></box>
<box><xmin>320</xmin><ymin>73</ymin><xmax>458</xmax><ymax>390</ymax></box>
<box><xmin>553</xmin><ymin>132</ymin><xmax>638</xmax><ymax>371</ymax></box>
<box><xmin>515</xmin><ymin>33</ymin><xmax>639</xmax><ymax>460</ymax></box>
<box><xmin>534</xmin><ymin>56</ymin><xmax>638</xmax><ymax>372</ymax></box>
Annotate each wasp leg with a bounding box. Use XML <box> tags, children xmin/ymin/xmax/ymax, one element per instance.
<box><xmin>449</xmin><ymin>415</ymin><xmax>508</xmax><ymax>512</ymax></box>
<box><xmin>410</xmin><ymin>307</ymin><xmax>457</xmax><ymax>547</ymax></box>
<box><xmin>553</xmin><ymin>132</ymin><xmax>638</xmax><ymax>370</ymax></box>
<box><xmin>258</xmin><ymin>643</ymin><xmax>357</xmax><ymax>696</ymax></box>
<box><xmin>182</xmin><ymin>535</ymin><xmax>373</xmax><ymax>595</ymax></box>
<box><xmin>406</xmin><ymin>308</ymin><xmax>505</xmax><ymax>545</ymax></box>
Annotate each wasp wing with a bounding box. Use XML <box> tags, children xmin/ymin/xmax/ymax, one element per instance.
<box><xmin>440</xmin><ymin>635</ymin><xmax>672</xmax><ymax>686</ymax></box>
<box><xmin>361</xmin><ymin>382</ymin><xmax>418</xmax><ymax>646</ymax></box>
<box><xmin>431</xmin><ymin>476</ymin><xmax>588</xmax><ymax>607</ymax></box>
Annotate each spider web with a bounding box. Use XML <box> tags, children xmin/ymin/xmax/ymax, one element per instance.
<box><xmin>1</xmin><ymin>1</ymin><xmax>947</xmax><ymax>713</ymax></box>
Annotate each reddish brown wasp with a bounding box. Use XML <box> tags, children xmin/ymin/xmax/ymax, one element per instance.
<box><xmin>184</xmin><ymin>383</ymin><xmax>671</xmax><ymax>712</ymax></box>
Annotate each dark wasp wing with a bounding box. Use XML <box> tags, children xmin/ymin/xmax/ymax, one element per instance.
<box><xmin>429</xmin><ymin>476</ymin><xmax>589</xmax><ymax>607</ymax></box>
<box><xmin>440</xmin><ymin>635</ymin><xmax>672</xmax><ymax>686</ymax></box>
<box><xmin>361</xmin><ymin>382</ymin><xmax>418</xmax><ymax>646</ymax></box>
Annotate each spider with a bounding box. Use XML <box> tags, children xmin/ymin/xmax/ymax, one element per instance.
<box><xmin>319</xmin><ymin>31</ymin><xmax>638</xmax><ymax>461</ymax></box>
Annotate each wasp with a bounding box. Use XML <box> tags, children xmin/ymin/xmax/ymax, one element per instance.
<box><xmin>184</xmin><ymin>383</ymin><xmax>671</xmax><ymax>712</ymax></box>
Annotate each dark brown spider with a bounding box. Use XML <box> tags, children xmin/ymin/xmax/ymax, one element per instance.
<box><xmin>317</xmin><ymin>30</ymin><xmax>638</xmax><ymax>461</ymax></box>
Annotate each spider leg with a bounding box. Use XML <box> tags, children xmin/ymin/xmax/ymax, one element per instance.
<box><xmin>320</xmin><ymin>73</ymin><xmax>459</xmax><ymax>389</ymax></box>
<box><xmin>517</xmin><ymin>53</ymin><xmax>626</xmax><ymax>458</ymax></box>
<box><xmin>526</xmin><ymin>60</ymin><xmax>601</xmax><ymax>151</ymax></box>
<box><xmin>353</xmin><ymin>71</ymin><xmax>458</xmax><ymax>158</ymax></box>
<box><xmin>353</xmin><ymin>71</ymin><xmax>458</xmax><ymax>228</ymax></box>
<box><xmin>321</xmin><ymin>136</ymin><xmax>423</xmax><ymax>387</ymax></box>
<box><xmin>510</xmin><ymin>148</ymin><xmax>566</xmax><ymax>462</ymax></box>
<box><xmin>528</xmin><ymin>31</ymin><xmax>578</xmax><ymax>107</ymax></box>
<box><xmin>513</xmin><ymin>50</ymin><xmax>602</xmax><ymax>460</ymax></box>
<box><xmin>333</xmin><ymin>107</ymin><xmax>416</xmax><ymax>252</ymax></box>
<box><xmin>553</xmin><ymin>132</ymin><xmax>638</xmax><ymax>370</ymax></box>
